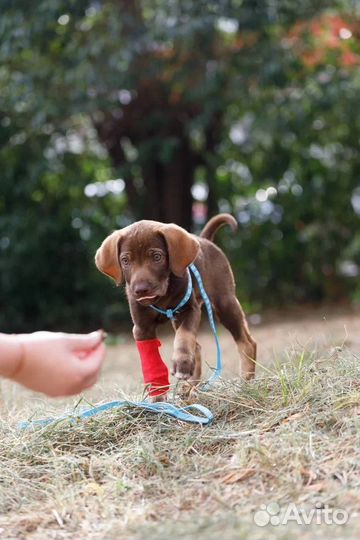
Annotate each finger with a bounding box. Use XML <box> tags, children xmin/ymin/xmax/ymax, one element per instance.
<box><xmin>67</xmin><ymin>330</ymin><xmax>105</xmax><ymax>350</ymax></box>
<box><xmin>77</xmin><ymin>343</ymin><xmax>106</xmax><ymax>376</ymax></box>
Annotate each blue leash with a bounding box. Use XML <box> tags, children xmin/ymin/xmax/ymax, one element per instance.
<box><xmin>189</xmin><ymin>263</ymin><xmax>222</xmax><ymax>388</ymax></box>
<box><xmin>19</xmin><ymin>264</ymin><xmax>221</xmax><ymax>429</ymax></box>
<box><xmin>18</xmin><ymin>401</ymin><xmax>213</xmax><ymax>429</ymax></box>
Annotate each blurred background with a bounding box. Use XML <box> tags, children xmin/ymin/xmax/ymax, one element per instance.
<box><xmin>0</xmin><ymin>0</ymin><xmax>359</xmax><ymax>333</ymax></box>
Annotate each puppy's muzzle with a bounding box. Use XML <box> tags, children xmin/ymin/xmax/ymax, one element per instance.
<box><xmin>133</xmin><ymin>281</ymin><xmax>159</xmax><ymax>304</ymax></box>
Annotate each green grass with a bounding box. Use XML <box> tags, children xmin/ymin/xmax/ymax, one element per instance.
<box><xmin>0</xmin><ymin>345</ymin><xmax>359</xmax><ymax>540</ymax></box>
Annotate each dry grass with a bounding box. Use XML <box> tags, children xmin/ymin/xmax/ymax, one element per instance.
<box><xmin>0</xmin><ymin>341</ymin><xmax>359</xmax><ymax>540</ymax></box>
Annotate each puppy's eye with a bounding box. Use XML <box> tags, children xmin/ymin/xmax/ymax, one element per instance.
<box><xmin>120</xmin><ymin>256</ymin><xmax>130</xmax><ymax>266</ymax></box>
<box><xmin>152</xmin><ymin>252</ymin><xmax>163</xmax><ymax>262</ymax></box>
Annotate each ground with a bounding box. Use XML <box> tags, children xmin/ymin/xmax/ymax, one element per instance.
<box><xmin>0</xmin><ymin>305</ymin><xmax>359</xmax><ymax>540</ymax></box>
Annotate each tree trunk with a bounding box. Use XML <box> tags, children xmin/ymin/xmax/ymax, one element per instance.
<box><xmin>95</xmin><ymin>114</ymin><xmax>196</xmax><ymax>229</ymax></box>
<box><xmin>161</xmin><ymin>137</ymin><xmax>194</xmax><ymax>229</ymax></box>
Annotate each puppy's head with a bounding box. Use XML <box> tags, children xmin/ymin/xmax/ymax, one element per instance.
<box><xmin>95</xmin><ymin>220</ymin><xmax>199</xmax><ymax>305</ymax></box>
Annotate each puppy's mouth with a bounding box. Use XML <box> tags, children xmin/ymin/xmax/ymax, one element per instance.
<box><xmin>135</xmin><ymin>294</ymin><xmax>159</xmax><ymax>306</ymax></box>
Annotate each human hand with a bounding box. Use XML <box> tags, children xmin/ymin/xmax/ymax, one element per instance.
<box><xmin>10</xmin><ymin>330</ymin><xmax>106</xmax><ymax>397</ymax></box>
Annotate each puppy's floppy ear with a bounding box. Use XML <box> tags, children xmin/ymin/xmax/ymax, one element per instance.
<box><xmin>95</xmin><ymin>230</ymin><xmax>124</xmax><ymax>285</ymax></box>
<box><xmin>160</xmin><ymin>224</ymin><xmax>200</xmax><ymax>277</ymax></box>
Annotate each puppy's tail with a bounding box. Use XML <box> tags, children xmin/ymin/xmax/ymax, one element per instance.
<box><xmin>200</xmin><ymin>213</ymin><xmax>238</xmax><ymax>242</ymax></box>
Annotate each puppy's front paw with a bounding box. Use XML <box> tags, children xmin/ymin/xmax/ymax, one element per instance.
<box><xmin>171</xmin><ymin>355</ymin><xmax>194</xmax><ymax>380</ymax></box>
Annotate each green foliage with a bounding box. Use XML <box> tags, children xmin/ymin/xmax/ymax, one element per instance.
<box><xmin>220</xmin><ymin>50</ymin><xmax>360</xmax><ymax>305</ymax></box>
<box><xmin>0</xmin><ymin>119</ymin><xmax>123</xmax><ymax>331</ymax></box>
<box><xmin>0</xmin><ymin>0</ymin><xmax>359</xmax><ymax>331</ymax></box>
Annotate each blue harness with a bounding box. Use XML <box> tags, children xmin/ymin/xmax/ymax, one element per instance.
<box><xmin>19</xmin><ymin>264</ymin><xmax>222</xmax><ymax>429</ymax></box>
<box><xmin>149</xmin><ymin>263</ymin><xmax>222</xmax><ymax>388</ymax></box>
<box><xmin>149</xmin><ymin>266</ymin><xmax>193</xmax><ymax>320</ymax></box>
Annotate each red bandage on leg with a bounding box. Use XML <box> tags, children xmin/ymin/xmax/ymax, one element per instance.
<box><xmin>136</xmin><ymin>339</ymin><xmax>170</xmax><ymax>397</ymax></box>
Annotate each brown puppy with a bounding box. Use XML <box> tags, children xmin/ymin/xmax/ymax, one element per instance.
<box><xmin>95</xmin><ymin>214</ymin><xmax>256</xmax><ymax>385</ymax></box>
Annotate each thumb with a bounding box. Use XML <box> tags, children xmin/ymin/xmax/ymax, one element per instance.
<box><xmin>67</xmin><ymin>330</ymin><xmax>105</xmax><ymax>350</ymax></box>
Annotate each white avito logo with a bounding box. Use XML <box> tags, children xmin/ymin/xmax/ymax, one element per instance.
<box><xmin>254</xmin><ymin>502</ymin><xmax>349</xmax><ymax>527</ymax></box>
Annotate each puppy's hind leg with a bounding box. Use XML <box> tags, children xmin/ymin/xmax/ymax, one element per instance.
<box><xmin>215</xmin><ymin>295</ymin><xmax>256</xmax><ymax>380</ymax></box>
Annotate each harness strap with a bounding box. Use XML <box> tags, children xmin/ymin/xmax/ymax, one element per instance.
<box><xmin>148</xmin><ymin>263</ymin><xmax>222</xmax><ymax>386</ymax></box>
<box><xmin>149</xmin><ymin>267</ymin><xmax>192</xmax><ymax>320</ymax></box>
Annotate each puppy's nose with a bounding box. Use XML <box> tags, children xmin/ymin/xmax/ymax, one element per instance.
<box><xmin>134</xmin><ymin>282</ymin><xmax>152</xmax><ymax>297</ymax></box>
